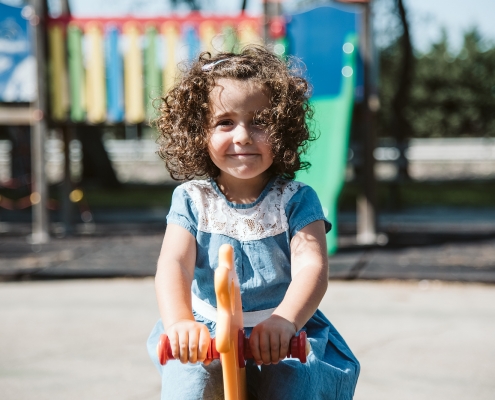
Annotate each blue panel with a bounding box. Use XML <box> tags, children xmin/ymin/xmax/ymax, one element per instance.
<box><xmin>0</xmin><ymin>3</ymin><xmax>35</xmax><ymax>102</ymax></box>
<box><xmin>184</xmin><ymin>25</ymin><xmax>200</xmax><ymax>61</ymax></box>
<box><xmin>286</xmin><ymin>6</ymin><xmax>360</xmax><ymax>98</ymax></box>
<box><xmin>105</xmin><ymin>25</ymin><xmax>124</xmax><ymax>122</ymax></box>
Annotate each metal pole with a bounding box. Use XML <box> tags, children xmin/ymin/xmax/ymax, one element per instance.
<box><xmin>356</xmin><ymin>0</ymin><xmax>378</xmax><ymax>245</ymax></box>
<box><xmin>29</xmin><ymin>0</ymin><xmax>50</xmax><ymax>244</ymax></box>
<box><xmin>57</xmin><ymin>0</ymin><xmax>73</xmax><ymax>235</ymax></box>
<box><xmin>61</xmin><ymin>126</ymin><xmax>74</xmax><ymax>235</ymax></box>
<box><xmin>263</xmin><ymin>0</ymin><xmax>281</xmax><ymax>44</ymax></box>
<box><xmin>263</xmin><ymin>1</ymin><xmax>269</xmax><ymax>43</ymax></box>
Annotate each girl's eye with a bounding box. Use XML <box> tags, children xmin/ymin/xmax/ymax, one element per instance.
<box><xmin>216</xmin><ymin>120</ymin><xmax>233</xmax><ymax>127</ymax></box>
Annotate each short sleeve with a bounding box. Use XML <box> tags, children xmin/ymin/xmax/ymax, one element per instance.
<box><xmin>285</xmin><ymin>185</ymin><xmax>332</xmax><ymax>239</ymax></box>
<box><xmin>166</xmin><ymin>185</ymin><xmax>198</xmax><ymax>237</ymax></box>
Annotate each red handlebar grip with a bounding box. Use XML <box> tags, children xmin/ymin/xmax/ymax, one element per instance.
<box><xmin>158</xmin><ymin>331</ymin><xmax>308</xmax><ymax>367</ymax></box>
<box><xmin>157</xmin><ymin>334</ymin><xmax>220</xmax><ymax>365</ymax></box>
<box><xmin>237</xmin><ymin>329</ymin><xmax>308</xmax><ymax>367</ymax></box>
<box><xmin>157</xmin><ymin>334</ymin><xmax>174</xmax><ymax>365</ymax></box>
<box><xmin>289</xmin><ymin>330</ymin><xmax>307</xmax><ymax>363</ymax></box>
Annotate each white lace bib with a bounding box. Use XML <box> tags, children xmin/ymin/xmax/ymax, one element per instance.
<box><xmin>182</xmin><ymin>179</ymin><xmax>304</xmax><ymax>241</ymax></box>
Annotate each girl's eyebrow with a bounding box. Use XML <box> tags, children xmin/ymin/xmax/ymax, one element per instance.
<box><xmin>211</xmin><ymin>111</ymin><xmax>234</xmax><ymax>120</ymax></box>
<box><xmin>212</xmin><ymin>109</ymin><xmax>260</xmax><ymax>119</ymax></box>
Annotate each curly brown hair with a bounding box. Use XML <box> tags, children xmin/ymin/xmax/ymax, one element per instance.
<box><xmin>155</xmin><ymin>45</ymin><xmax>315</xmax><ymax>181</ymax></box>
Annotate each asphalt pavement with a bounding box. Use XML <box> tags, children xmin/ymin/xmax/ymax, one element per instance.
<box><xmin>1</xmin><ymin>278</ymin><xmax>494</xmax><ymax>400</ymax></box>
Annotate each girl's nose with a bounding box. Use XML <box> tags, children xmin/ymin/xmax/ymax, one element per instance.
<box><xmin>233</xmin><ymin>125</ymin><xmax>253</xmax><ymax>145</ymax></box>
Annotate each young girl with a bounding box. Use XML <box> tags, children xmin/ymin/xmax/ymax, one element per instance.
<box><xmin>147</xmin><ymin>46</ymin><xmax>359</xmax><ymax>400</ymax></box>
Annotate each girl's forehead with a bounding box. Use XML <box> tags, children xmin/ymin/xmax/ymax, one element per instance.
<box><xmin>211</xmin><ymin>78</ymin><xmax>266</xmax><ymax>93</ymax></box>
<box><xmin>209</xmin><ymin>78</ymin><xmax>270</xmax><ymax>108</ymax></box>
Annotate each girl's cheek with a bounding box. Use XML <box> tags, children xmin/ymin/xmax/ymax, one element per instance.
<box><xmin>208</xmin><ymin>136</ymin><xmax>220</xmax><ymax>149</ymax></box>
<box><xmin>256</xmin><ymin>131</ymin><xmax>270</xmax><ymax>145</ymax></box>
<box><xmin>208</xmin><ymin>136</ymin><xmax>228</xmax><ymax>156</ymax></box>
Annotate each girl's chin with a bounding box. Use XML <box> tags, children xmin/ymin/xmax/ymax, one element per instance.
<box><xmin>219</xmin><ymin>170</ymin><xmax>270</xmax><ymax>182</ymax></box>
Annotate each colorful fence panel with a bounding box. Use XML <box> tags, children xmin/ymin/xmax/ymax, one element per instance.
<box><xmin>47</xmin><ymin>16</ymin><xmax>262</xmax><ymax>124</ymax></box>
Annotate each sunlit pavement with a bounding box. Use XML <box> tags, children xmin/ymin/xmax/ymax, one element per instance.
<box><xmin>1</xmin><ymin>278</ymin><xmax>494</xmax><ymax>400</ymax></box>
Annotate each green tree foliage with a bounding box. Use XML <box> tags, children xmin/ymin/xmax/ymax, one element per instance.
<box><xmin>378</xmin><ymin>30</ymin><xmax>495</xmax><ymax>138</ymax></box>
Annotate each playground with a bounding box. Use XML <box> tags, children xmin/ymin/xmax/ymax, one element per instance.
<box><xmin>1</xmin><ymin>0</ymin><xmax>495</xmax><ymax>399</ymax></box>
<box><xmin>0</xmin><ymin>0</ymin><xmax>373</xmax><ymax>253</ymax></box>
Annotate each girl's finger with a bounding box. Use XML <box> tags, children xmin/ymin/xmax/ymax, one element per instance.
<box><xmin>178</xmin><ymin>332</ymin><xmax>189</xmax><ymax>364</ymax></box>
<box><xmin>169</xmin><ymin>330</ymin><xmax>180</xmax><ymax>360</ymax></box>
<box><xmin>279</xmin><ymin>333</ymin><xmax>291</xmax><ymax>361</ymax></box>
<box><xmin>188</xmin><ymin>332</ymin><xmax>198</xmax><ymax>364</ymax></box>
<box><xmin>197</xmin><ymin>326</ymin><xmax>210</xmax><ymax>363</ymax></box>
<box><xmin>269</xmin><ymin>333</ymin><xmax>281</xmax><ymax>364</ymax></box>
<box><xmin>249</xmin><ymin>331</ymin><xmax>262</xmax><ymax>364</ymax></box>
<box><xmin>259</xmin><ymin>331</ymin><xmax>271</xmax><ymax>365</ymax></box>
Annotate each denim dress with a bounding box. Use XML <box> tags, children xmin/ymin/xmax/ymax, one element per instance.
<box><xmin>147</xmin><ymin>177</ymin><xmax>360</xmax><ymax>400</ymax></box>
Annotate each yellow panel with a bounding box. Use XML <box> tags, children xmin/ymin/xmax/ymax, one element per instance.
<box><xmin>161</xmin><ymin>22</ymin><xmax>180</xmax><ymax>94</ymax></box>
<box><xmin>48</xmin><ymin>25</ymin><xmax>68</xmax><ymax>121</ymax></box>
<box><xmin>85</xmin><ymin>22</ymin><xmax>106</xmax><ymax>123</ymax></box>
<box><xmin>199</xmin><ymin>21</ymin><xmax>217</xmax><ymax>55</ymax></box>
<box><xmin>124</xmin><ymin>22</ymin><xmax>145</xmax><ymax>124</ymax></box>
<box><xmin>238</xmin><ymin>20</ymin><xmax>262</xmax><ymax>49</ymax></box>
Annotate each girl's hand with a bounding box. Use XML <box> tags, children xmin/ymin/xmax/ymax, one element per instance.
<box><xmin>166</xmin><ymin>319</ymin><xmax>211</xmax><ymax>365</ymax></box>
<box><xmin>249</xmin><ymin>314</ymin><xmax>297</xmax><ymax>365</ymax></box>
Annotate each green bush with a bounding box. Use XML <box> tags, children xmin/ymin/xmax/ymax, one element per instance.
<box><xmin>378</xmin><ymin>30</ymin><xmax>495</xmax><ymax>138</ymax></box>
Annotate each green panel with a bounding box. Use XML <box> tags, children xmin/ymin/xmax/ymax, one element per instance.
<box><xmin>67</xmin><ymin>25</ymin><xmax>85</xmax><ymax>122</ymax></box>
<box><xmin>297</xmin><ymin>34</ymin><xmax>357</xmax><ymax>254</ymax></box>
<box><xmin>145</xmin><ymin>26</ymin><xmax>162</xmax><ymax>121</ymax></box>
<box><xmin>222</xmin><ymin>25</ymin><xmax>239</xmax><ymax>53</ymax></box>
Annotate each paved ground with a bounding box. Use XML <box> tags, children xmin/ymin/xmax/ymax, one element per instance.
<box><xmin>1</xmin><ymin>278</ymin><xmax>494</xmax><ymax>400</ymax></box>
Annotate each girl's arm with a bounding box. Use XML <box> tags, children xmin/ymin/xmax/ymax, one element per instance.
<box><xmin>155</xmin><ymin>223</ymin><xmax>211</xmax><ymax>364</ymax></box>
<box><xmin>249</xmin><ymin>220</ymin><xmax>328</xmax><ymax>364</ymax></box>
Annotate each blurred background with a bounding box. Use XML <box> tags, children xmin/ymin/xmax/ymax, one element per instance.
<box><xmin>1</xmin><ymin>0</ymin><xmax>495</xmax><ymax>243</ymax></box>
<box><xmin>0</xmin><ymin>1</ymin><xmax>494</xmax><ymax>399</ymax></box>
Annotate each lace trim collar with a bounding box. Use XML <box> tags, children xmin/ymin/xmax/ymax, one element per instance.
<box><xmin>182</xmin><ymin>177</ymin><xmax>304</xmax><ymax>241</ymax></box>
<box><xmin>209</xmin><ymin>176</ymin><xmax>277</xmax><ymax>209</ymax></box>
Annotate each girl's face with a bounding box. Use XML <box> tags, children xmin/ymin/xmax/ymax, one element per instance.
<box><xmin>208</xmin><ymin>78</ymin><xmax>274</xmax><ymax>185</ymax></box>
